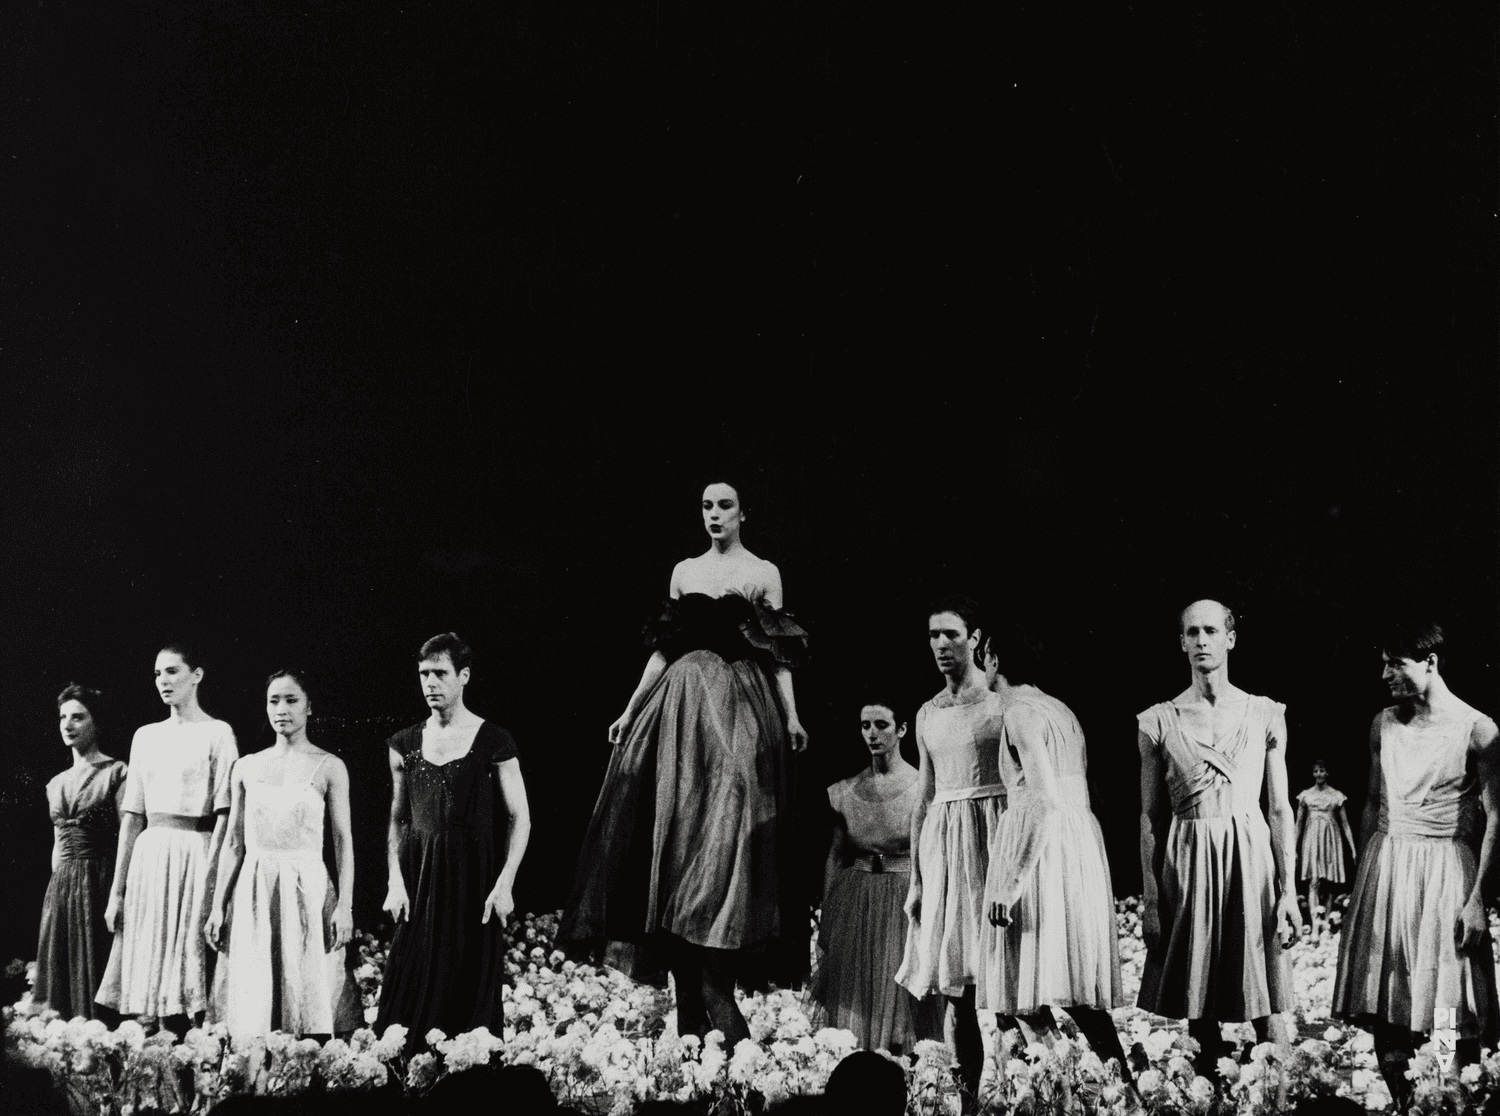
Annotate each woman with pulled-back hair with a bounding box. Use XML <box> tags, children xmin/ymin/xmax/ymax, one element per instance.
<box><xmin>34</xmin><ymin>684</ymin><xmax>127</xmax><ymax>1020</ymax></box>
<box><xmin>97</xmin><ymin>644</ymin><xmax>238</xmax><ymax>1030</ymax></box>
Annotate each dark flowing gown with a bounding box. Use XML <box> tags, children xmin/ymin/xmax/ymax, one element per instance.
<box><xmin>375</xmin><ymin>721</ymin><xmax>517</xmax><ymax>1038</ymax></box>
<box><xmin>34</xmin><ymin>758</ymin><xmax>127</xmax><ymax>1019</ymax></box>
<box><xmin>559</xmin><ymin>592</ymin><xmax>810</xmax><ymax>987</ymax></box>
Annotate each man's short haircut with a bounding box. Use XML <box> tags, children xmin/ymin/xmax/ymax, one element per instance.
<box><xmin>980</xmin><ymin>622</ymin><xmax>1043</xmax><ymax>687</ymax></box>
<box><xmin>1179</xmin><ymin>598</ymin><xmax>1237</xmax><ymax>635</ymax></box>
<box><xmin>928</xmin><ymin>594</ymin><xmax>983</xmax><ymax>638</ymax></box>
<box><xmin>418</xmin><ymin>632</ymin><xmax>473</xmax><ymax>673</ymax></box>
<box><xmin>1378</xmin><ymin>618</ymin><xmax>1446</xmax><ymax>673</ymax></box>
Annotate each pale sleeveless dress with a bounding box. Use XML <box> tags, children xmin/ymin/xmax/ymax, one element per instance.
<box><xmin>812</xmin><ymin>771</ymin><xmax>942</xmax><ymax>1051</ymax></box>
<box><xmin>1332</xmin><ymin>704</ymin><xmax>1498</xmax><ymax>1040</ymax></box>
<box><xmin>214</xmin><ymin>751</ymin><xmax>345</xmax><ymax>1044</ymax></box>
<box><xmin>1135</xmin><ymin>695</ymin><xmax>1292</xmax><ymax>1021</ymax></box>
<box><xmin>896</xmin><ymin>690</ymin><xmax>1005</xmax><ymax>999</ymax></box>
<box><xmin>1297</xmin><ymin>785</ymin><xmax>1349</xmax><ymax>883</ymax></box>
<box><xmin>97</xmin><ymin>719</ymin><xmax>238</xmax><ymax>1017</ymax></box>
<box><xmin>978</xmin><ymin>689</ymin><xmax>1124</xmax><ymax>1014</ymax></box>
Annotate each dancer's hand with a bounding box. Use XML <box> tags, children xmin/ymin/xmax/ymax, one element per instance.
<box><xmin>608</xmin><ymin>711</ymin><xmax>633</xmax><ymax>746</ymax></box>
<box><xmin>482</xmin><ymin>880</ymin><xmax>514</xmax><ymax>926</ymax></box>
<box><xmin>329</xmin><ymin>904</ymin><xmax>353</xmax><ymax>951</ymax></box>
<box><xmin>786</xmin><ymin>717</ymin><xmax>809</xmax><ymax>754</ymax></box>
<box><xmin>1457</xmin><ymin>895</ymin><xmax>1487</xmax><ymax>952</ymax></box>
<box><xmin>904</xmin><ymin>877</ymin><xmax>922</xmax><ymax>923</ymax></box>
<box><xmin>1277</xmin><ymin>893</ymin><xmax>1303</xmax><ymax>947</ymax></box>
<box><xmin>383</xmin><ymin>877</ymin><xmax>410</xmax><ymax>923</ymax></box>
<box><xmin>104</xmin><ymin>891</ymin><xmax>123</xmax><ymax>934</ymax></box>
<box><xmin>204</xmin><ymin>908</ymin><xmax>225</xmax><ymax>952</ymax></box>
<box><xmin>988</xmin><ymin>900</ymin><xmax>1013</xmax><ymax>928</ymax></box>
<box><xmin>1141</xmin><ymin>901</ymin><xmax>1161</xmax><ymax>953</ymax></box>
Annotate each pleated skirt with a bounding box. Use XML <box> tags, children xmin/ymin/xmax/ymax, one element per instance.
<box><xmin>1136</xmin><ymin>810</ymin><xmax>1292</xmax><ymax>1022</ymax></box>
<box><xmin>214</xmin><ymin>851</ymin><xmax>339</xmax><ymax>1045</ymax></box>
<box><xmin>812</xmin><ymin>867</ymin><xmax>943</xmax><ymax>1051</ymax></box>
<box><xmin>896</xmin><ymin>796</ymin><xmax>1001</xmax><ymax>1000</ymax></box>
<box><xmin>97</xmin><ymin>828</ymin><xmax>213</xmax><ymax>1018</ymax></box>
<box><xmin>1331</xmin><ymin>830</ymin><xmax>1498</xmax><ymax>1040</ymax></box>
<box><xmin>34</xmin><ymin>855</ymin><xmax>115</xmax><ymax>1019</ymax></box>
<box><xmin>978</xmin><ymin>805</ymin><xmax>1125</xmax><ymax>1014</ymax></box>
<box><xmin>1299</xmin><ymin>816</ymin><xmax>1346</xmax><ymax>883</ymax></box>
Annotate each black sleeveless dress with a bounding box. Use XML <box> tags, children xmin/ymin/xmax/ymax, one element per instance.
<box><xmin>560</xmin><ymin>593</ymin><xmax>810</xmax><ymax>986</ymax></box>
<box><xmin>375</xmin><ymin>721</ymin><xmax>518</xmax><ymax>1038</ymax></box>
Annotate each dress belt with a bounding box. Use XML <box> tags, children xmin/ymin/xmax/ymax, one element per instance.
<box><xmin>147</xmin><ymin>813</ymin><xmax>216</xmax><ymax>832</ymax></box>
<box><xmin>933</xmin><ymin>783</ymin><xmax>1006</xmax><ymax>804</ymax></box>
<box><xmin>851</xmin><ymin>853</ymin><xmax>910</xmax><ymax>874</ymax></box>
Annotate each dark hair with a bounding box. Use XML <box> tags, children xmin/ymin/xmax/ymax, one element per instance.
<box><xmin>702</xmin><ymin>479</ymin><xmax>748</xmax><ymax>516</ymax></box>
<box><xmin>1311</xmin><ymin>758</ymin><xmax>1328</xmax><ymax>770</ymax></box>
<box><xmin>858</xmin><ymin>697</ymin><xmax>907</xmax><ymax>727</ymax></box>
<box><xmin>1178</xmin><ymin>598</ymin><xmax>1237</xmax><ymax>635</ymax></box>
<box><xmin>927</xmin><ymin>594</ymin><xmax>983</xmax><ymax>639</ymax></box>
<box><xmin>265</xmin><ymin>669</ymin><xmax>314</xmax><ymax>705</ymax></box>
<box><xmin>158</xmin><ymin>641</ymin><xmax>202</xmax><ymax>670</ymax></box>
<box><xmin>980</xmin><ymin>621</ymin><xmax>1043</xmax><ymax>687</ymax></box>
<box><xmin>826</xmin><ymin>1050</ymin><xmax>908</xmax><ymax>1116</ymax></box>
<box><xmin>418</xmin><ymin>632</ymin><xmax>473</xmax><ymax>673</ymax></box>
<box><xmin>1377</xmin><ymin>618</ymin><xmax>1446</xmax><ymax>673</ymax></box>
<box><xmin>57</xmin><ymin>682</ymin><xmax>103</xmax><ymax>714</ymax></box>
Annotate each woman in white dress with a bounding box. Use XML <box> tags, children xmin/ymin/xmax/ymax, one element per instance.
<box><xmin>206</xmin><ymin>670</ymin><xmax>355</xmax><ymax>1045</ymax></box>
<box><xmin>1294</xmin><ymin>760</ymin><xmax>1357</xmax><ymax>940</ymax></box>
<box><xmin>98</xmin><ymin>644</ymin><xmax>238</xmax><ymax>1029</ymax></box>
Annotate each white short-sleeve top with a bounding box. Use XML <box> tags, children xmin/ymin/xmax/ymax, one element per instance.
<box><xmin>122</xmin><ymin>718</ymin><xmax>239</xmax><ymax>817</ymax></box>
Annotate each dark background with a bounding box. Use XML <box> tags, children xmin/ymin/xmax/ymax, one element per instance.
<box><xmin>2</xmin><ymin>2</ymin><xmax>1496</xmax><ymax>965</ymax></box>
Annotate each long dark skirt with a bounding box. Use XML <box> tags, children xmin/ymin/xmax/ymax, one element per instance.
<box><xmin>35</xmin><ymin>855</ymin><xmax>115</xmax><ymax>1019</ymax></box>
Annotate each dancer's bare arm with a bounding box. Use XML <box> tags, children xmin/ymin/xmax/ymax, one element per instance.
<box><xmin>1359</xmin><ymin>717</ymin><xmax>1382</xmax><ymax>855</ymax></box>
<box><xmin>326</xmin><ymin>757</ymin><xmax>355</xmax><ymax>950</ymax></box>
<box><xmin>1264</xmin><ymin>725</ymin><xmax>1304</xmax><ymax>944</ymax></box>
<box><xmin>204</xmin><ymin>761</ymin><xmax>248</xmax><ymax>950</ymax></box>
<box><xmin>989</xmin><ymin>704</ymin><xmax>1061</xmax><ymax>926</ymax></box>
<box><xmin>1458</xmin><ymin>716</ymin><xmax>1500</xmax><ymax>951</ymax></box>
<box><xmin>904</xmin><ymin>710</ymin><xmax>935</xmax><ymax>922</ymax></box>
<box><xmin>823</xmin><ymin>812</ymin><xmax>849</xmax><ymax>901</ymax></box>
<box><xmin>383</xmin><ymin>747</ymin><xmax>411</xmax><ymax>922</ymax></box>
<box><xmin>1138</xmin><ymin>730</ymin><xmax>1167</xmax><ymax>952</ymax></box>
<box><xmin>1337</xmin><ymin>799</ymin><xmax>1358</xmax><ymax>863</ymax></box>
<box><xmin>483</xmin><ymin>758</ymin><xmax>532</xmax><ymax>925</ymax></box>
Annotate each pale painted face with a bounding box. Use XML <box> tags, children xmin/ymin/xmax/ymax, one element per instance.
<box><xmin>154</xmin><ymin>651</ymin><xmax>202</xmax><ymax>708</ymax></box>
<box><xmin>266</xmin><ymin>676</ymin><xmax>311</xmax><ymax>739</ymax></box>
<box><xmin>1312</xmin><ymin>763</ymin><xmax>1328</xmax><ymax>787</ymax></box>
<box><xmin>418</xmin><ymin>654</ymin><xmax>469</xmax><ymax>714</ymax></box>
<box><xmin>58</xmin><ymin>700</ymin><xmax>97</xmax><ymax>752</ymax></box>
<box><xmin>701</xmin><ymin>483</ymin><xmax>744</xmax><ymax>545</ymax></box>
<box><xmin>929</xmin><ymin>612</ymin><xmax>979</xmax><ymax>680</ymax></box>
<box><xmin>1179</xmin><ymin>600</ymin><xmax>1236</xmax><ymax>673</ymax></box>
<box><xmin>1382</xmin><ymin>652</ymin><xmax>1435</xmax><ymax>700</ymax></box>
<box><xmin>860</xmin><ymin>704</ymin><xmax>906</xmax><ymax>759</ymax></box>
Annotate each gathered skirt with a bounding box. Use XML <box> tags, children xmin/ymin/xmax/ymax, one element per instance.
<box><xmin>896</xmin><ymin>796</ymin><xmax>1002</xmax><ymax>1000</ymax></box>
<box><xmin>1136</xmin><ymin>810</ymin><xmax>1292</xmax><ymax>1022</ymax></box>
<box><xmin>1331</xmin><ymin>829</ymin><xmax>1498</xmax><ymax>1040</ymax></box>
<box><xmin>560</xmin><ymin>650</ymin><xmax>803</xmax><ymax>985</ymax></box>
<box><xmin>34</xmin><ymin>855</ymin><xmax>115</xmax><ymax>1019</ymax></box>
<box><xmin>978</xmin><ymin>804</ymin><xmax>1125</xmax><ymax>1014</ymax></box>
<box><xmin>213</xmin><ymin>851</ymin><xmax>344</xmax><ymax>1045</ymax></box>
<box><xmin>96</xmin><ymin>827</ymin><xmax>213</xmax><ymax>1017</ymax></box>
<box><xmin>812</xmin><ymin>866</ymin><xmax>942</xmax><ymax>1051</ymax></box>
<box><xmin>1299</xmin><ymin>816</ymin><xmax>1347</xmax><ymax>883</ymax></box>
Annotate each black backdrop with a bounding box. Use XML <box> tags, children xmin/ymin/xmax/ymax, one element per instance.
<box><xmin>2</xmin><ymin>2</ymin><xmax>1495</xmax><ymax>964</ymax></box>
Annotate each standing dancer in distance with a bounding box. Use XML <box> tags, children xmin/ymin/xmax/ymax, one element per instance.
<box><xmin>1136</xmin><ymin>600</ymin><xmax>1300</xmax><ymax>1077</ymax></box>
<box><xmin>206</xmin><ymin>670</ymin><xmax>356</xmax><ymax>1044</ymax></box>
<box><xmin>896</xmin><ymin>597</ymin><xmax>1005</xmax><ymax>1107</ymax></box>
<box><xmin>560</xmin><ymin>482</ymin><xmax>809</xmax><ymax>1046</ymax></box>
<box><xmin>1332</xmin><ymin>621</ymin><xmax>1499</xmax><ymax>1106</ymax></box>
<box><xmin>34</xmin><ymin>685</ymin><xmax>127</xmax><ymax>1020</ymax></box>
<box><xmin>1294</xmin><ymin>760</ymin><xmax>1357</xmax><ymax>941</ymax></box>
<box><xmin>977</xmin><ymin>627</ymin><xmax>1133</xmax><ymax>1086</ymax></box>
<box><xmin>98</xmin><ymin>645</ymin><xmax>239</xmax><ymax>1030</ymax></box>
<box><xmin>376</xmin><ymin>633</ymin><xmax>531</xmax><ymax>1040</ymax></box>
<box><xmin>811</xmin><ymin>695</ymin><xmax>942</xmax><ymax>1054</ymax></box>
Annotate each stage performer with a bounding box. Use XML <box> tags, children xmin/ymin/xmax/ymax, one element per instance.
<box><xmin>559</xmin><ymin>481</ymin><xmax>809</xmax><ymax>1046</ymax></box>
<box><xmin>977</xmin><ymin>627</ymin><xmax>1133</xmax><ymax>1086</ymax></box>
<box><xmin>895</xmin><ymin>597</ymin><xmax>1004</xmax><ymax>1107</ymax></box>
<box><xmin>98</xmin><ymin>645</ymin><xmax>238</xmax><ymax>1029</ymax></box>
<box><xmin>205</xmin><ymin>670</ymin><xmax>355</xmax><ymax>1044</ymax></box>
<box><xmin>1332</xmin><ymin>621</ymin><xmax>1499</xmax><ymax>1106</ymax></box>
<box><xmin>33</xmin><ymin>684</ymin><xmax>127</xmax><ymax>1020</ymax></box>
<box><xmin>1294</xmin><ymin>759</ymin><xmax>1357</xmax><ymax>940</ymax></box>
<box><xmin>811</xmin><ymin>696</ymin><xmax>941</xmax><ymax>1054</ymax></box>
<box><xmin>376</xmin><ymin>633</ymin><xmax>531</xmax><ymax>1040</ymax></box>
<box><xmin>1136</xmin><ymin>600</ymin><xmax>1301</xmax><ymax>1078</ymax></box>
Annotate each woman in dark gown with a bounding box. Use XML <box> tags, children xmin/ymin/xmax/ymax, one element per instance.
<box><xmin>35</xmin><ymin>684</ymin><xmax>126</xmax><ymax>1020</ymax></box>
<box><xmin>560</xmin><ymin>482</ymin><xmax>809</xmax><ymax>1044</ymax></box>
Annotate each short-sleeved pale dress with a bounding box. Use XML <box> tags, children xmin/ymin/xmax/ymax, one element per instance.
<box><xmin>978</xmin><ymin>689</ymin><xmax>1124</xmax><ymax>1014</ymax></box>
<box><xmin>1297</xmin><ymin>785</ymin><xmax>1349</xmax><ymax>883</ymax></box>
<box><xmin>97</xmin><ymin>718</ymin><xmax>238</xmax><ymax>1018</ymax></box>
<box><xmin>1135</xmin><ymin>695</ymin><xmax>1292</xmax><ymax>1021</ymax></box>
<box><xmin>896</xmin><ymin>689</ymin><xmax>1006</xmax><ymax>1000</ymax></box>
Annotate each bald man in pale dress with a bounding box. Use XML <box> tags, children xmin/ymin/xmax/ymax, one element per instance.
<box><xmin>1137</xmin><ymin>600</ymin><xmax>1301</xmax><ymax>1076</ymax></box>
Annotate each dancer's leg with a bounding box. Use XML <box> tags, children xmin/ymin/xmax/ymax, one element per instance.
<box><xmin>1187</xmin><ymin>1017</ymin><xmax>1227</xmax><ymax>1078</ymax></box>
<box><xmin>700</xmin><ymin>947</ymin><xmax>750</xmax><ymax>1047</ymax></box>
<box><xmin>1309</xmin><ymin>878</ymin><xmax>1322</xmax><ymax>940</ymax></box>
<box><xmin>947</xmin><ymin>988</ymin><xmax>983</xmax><ymax>1109</ymax></box>
<box><xmin>1067</xmin><ymin>1006</ymin><xmax>1134</xmax><ymax>1086</ymax></box>
<box><xmin>1374</xmin><ymin>1022</ymin><xmax>1415</xmax><ymax>1111</ymax></box>
<box><xmin>670</xmin><ymin>942</ymin><xmax>708</xmax><ymax>1039</ymax></box>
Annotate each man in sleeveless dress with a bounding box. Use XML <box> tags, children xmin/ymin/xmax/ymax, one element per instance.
<box><xmin>1331</xmin><ymin>620</ymin><xmax>1500</xmax><ymax>1106</ymax></box>
<box><xmin>1137</xmin><ymin>600</ymin><xmax>1301</xmax><ymax>1077</ymax></box>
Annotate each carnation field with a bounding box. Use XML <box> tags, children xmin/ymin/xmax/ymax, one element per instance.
<box><xmin>10</xmin><ymin>899</ymin><xmax>1500</xmax><ymax>1115</ymax></box>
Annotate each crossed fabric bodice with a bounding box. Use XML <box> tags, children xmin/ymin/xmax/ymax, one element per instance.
<box><xmin>49</xmin><ymin>760</ymin><xmax>127</xmax><ymax>860</ymax></box>
<box><xmin>1378</xmin><ymin>706</ymin><xmax>1482</xmax><ymax>843</ymax></box>
<box><xmin>1138</xmin><ymin>694</ymin><xmax>1286</xmax><ymax>820</ymax></box>
<box><xmin>923</xmin><ymin>692</ymin><xmax>1004</xmax><ymax>803</ymax></box>
<box><xmin>245</xmin><ymin>756</ymin><xmax>327</xmax><ymax>860</ymax></box>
